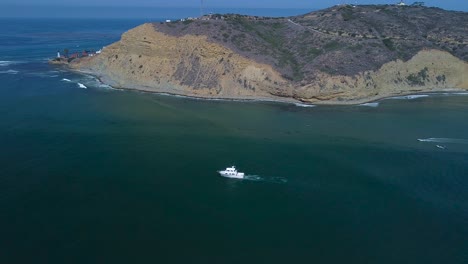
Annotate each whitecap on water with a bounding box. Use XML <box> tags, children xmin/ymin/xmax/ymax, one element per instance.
<box><xmin>77</xmin><ymin>83</ymin><xmax>87</xmax><ymax>89</ymax></box>
<box><xmin>0</xmin><ymin>61</ymin><xmax>23</xmax><ymax>67</ymax></box>
<box><xmin>0</xmin><ymin>70</ymin><xmax>19</xmax><ymax>74</ymax></box>
<box><xmin>61</xmin><ymin>78</ymin><xmax>72</xmax><ymax>82</ymax></box>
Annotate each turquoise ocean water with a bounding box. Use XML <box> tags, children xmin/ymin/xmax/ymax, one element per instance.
<box><xmin>0</xmin><ymin>17</ymin><xmax>467</xmax><ymax>263</ymax></box>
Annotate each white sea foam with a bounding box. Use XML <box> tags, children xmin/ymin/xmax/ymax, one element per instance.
<box><xmin>61</xmin><ymin>78</ymin><xmax>72</xmax><ymax>82</ymax></box>
<box><xmin>98</xmin><ymin>83</ymin><xmax>113</xmax><ymax>89</ymax></box>
<box><xmin>77</xmin><ymin>83</ymin><xmax>87</xmax><ymax>89</ymax></box>
<box><xmin>417</xmin><ymin>138</ymin><xmax>468</xmax><ymax>144</ymax></box>
<box><xmin>86</xmin><ymin>75</ymin><xmax>114</xmax><ymax>89</ymax></box>
<box><xmin>0</xmin><ymin>70</ymin><xmax>19</xmax><ymax>74</ymax></box>
<box><xmin>359</xmin><ymin>102</ymin><xmax>379</xmax><ymax>107</ymax></box>
<box><xmin>294</xmin><ymin>103</ymin><xmax>316</xmax><ymax>108</ymax></box>
<box><xmin>0</xmin><ymin>61</ymin><xmax>23</xmax><ymax>67</ymax></box>
<box><xmin>389</xmin><ymin>94</ymin><xmax>429</xmax><ymax>100</ymax></box>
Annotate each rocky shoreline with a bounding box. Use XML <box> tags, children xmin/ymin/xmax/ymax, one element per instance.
<box><xmin>67</xmin><ymin>67</ymin><xmax>467</xmax><ymax>106</ymax></box>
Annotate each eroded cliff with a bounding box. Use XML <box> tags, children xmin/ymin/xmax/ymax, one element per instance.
<box><xmin>72</xmin><ymin>5</ymin><xmax>468</xmax><ymax>104</ymax></box>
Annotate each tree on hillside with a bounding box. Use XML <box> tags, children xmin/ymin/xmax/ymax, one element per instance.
<box><xmin>411</xmin><ymin>2</ymin><xmax>425</xmax><ymax>6</ymax></box>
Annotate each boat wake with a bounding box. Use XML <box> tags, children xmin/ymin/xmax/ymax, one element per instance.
<box><xmin>417</xmin><ymin>138</ymin><xmax>468</xmax><ymax>144</ymax></box>
<box><xmin>243</xmin><ymin>175</ymin><xmax>288</xmax><ymax>184</ymax></box>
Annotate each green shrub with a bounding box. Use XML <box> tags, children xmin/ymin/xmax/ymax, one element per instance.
<box><xmin>382</xmin><ymin>38</ymin><xmax>396</xmax><ymax>51</ymax></box>
<box><xmin>324</xmin><ymin>41</ymin><xmax>341</xmax><ymax>50</ymax></box>
<box><xmin>406</xmin><ymin>67</ymin><xmax>429</xmax><ymax>86</ymax></box>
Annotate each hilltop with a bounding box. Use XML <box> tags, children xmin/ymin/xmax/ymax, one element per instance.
<box><xmin>70</xmin><ymin>5</ymin><xmax>468</xmax><ymax>104</ymax></box>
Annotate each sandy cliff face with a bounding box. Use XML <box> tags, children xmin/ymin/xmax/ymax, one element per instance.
<box><xmin>75</xmin><ymin>23</ymin><xmax>292</xmax><ymax>100</ymax></box>
<box><xmin>74</xmin><ymin>23</ymin><xmax>468</xmax><ymax>104</ymax></box>
<box><xmin>296</xmin><ymin>50</ymin><xmax>468</xmax><ymax>103</ymax></box>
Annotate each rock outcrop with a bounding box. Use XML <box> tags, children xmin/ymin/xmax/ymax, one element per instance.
<box><xmin>71</xmin><ymin>5</ymin><xmax>468</xmax><ymax>104</ymax></box>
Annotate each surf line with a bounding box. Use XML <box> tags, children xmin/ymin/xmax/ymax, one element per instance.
<box><xmin>417</xmin><ymin>138</ymin><xmax>468</xmax><ymax>144</ymax></box>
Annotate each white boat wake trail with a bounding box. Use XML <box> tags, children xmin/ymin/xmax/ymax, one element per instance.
<box><xmin>417</xmin><ymin>138</ymin><xmax>468</xmax><ymax>144</ymax></box>
<box><xmin>243</xmin><ymin>175</ymin><xmax>288</xmax><ymax>184</ymax></box>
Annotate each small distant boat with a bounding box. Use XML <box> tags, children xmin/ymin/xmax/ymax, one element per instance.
<box><xmin>218</xmin><ymin>166</ymin><xmax>245</xmax><ymax>179</ymax></box>
<box><xmin>436</xmin><ymin>145</ymin><xmax>446</xmax><ymax>149</ymax></box>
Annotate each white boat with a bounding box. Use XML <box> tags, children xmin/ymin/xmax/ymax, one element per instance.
<box><xmin>218</xmin><ymin>166</ymin><xmax>245</xmax><ymax>179</ymax></box>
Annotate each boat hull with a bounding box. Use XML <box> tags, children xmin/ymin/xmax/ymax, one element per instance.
<box><xmin>218</xmin><ymin>171</ymin><xmax>244</xmax><ymax>179</ymax></box>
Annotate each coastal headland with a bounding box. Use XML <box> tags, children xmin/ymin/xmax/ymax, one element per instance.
<box><xmin>54</xmin><ymin>4</ymin><xmax>468</xmax><ymax>104</ymax></box>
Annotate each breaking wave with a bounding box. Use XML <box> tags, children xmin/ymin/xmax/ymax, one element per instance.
<box><xmin>86</xmin><ymin>75</ymin><xmax>114</xmax><ymax>89</ymax></box>
<box><xmin>294</xmin><ymin>103</ymin><xmax>316</xmax><ymax>108</ymax></box>
<box><xmin>417</xmin><ymin>138</ymin><xmax>468</xmax><ymax>144</ymax></box>
<box><xmin>243</xmin><ymin>175</ymin><xmax>288</xmax><ymax>184</ymax></box>
<box><xmin>98</xmin><ymin>83</ymin><xmax>113</xmax><ymax>89</ymax></box>
<box><xmin>0</xmin><ymin>70</ymin><xmax>19</xmax><ymax>74</ymax></box>
<box><xmin>0</xmin><ymin>61</ymin><xmax>23</xmax><ymax>67</ymax></box>
<box><xmin>359</xmin><ymin>102</ymin><xmax>379</xmax><ymax>107</ymax></box>
<box><xmin>389</xmin><ymin>95</ymin><xmax>429</xmax><ymax>100</ymax></box>
<box><xmin>61</xmin><ymin>78</ymin><xmax>72</xmax><ymax>82</ymax></box>
<box><xmin>77</xmin><ymin>83</ymin><xmax>87</xmax><ymax>89</ymax></box>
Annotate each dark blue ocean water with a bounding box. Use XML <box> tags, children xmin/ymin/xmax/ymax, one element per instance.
<box><xmin>0</xmin><ymin>18</ymin><xmax>467</xmax><ymax>264</ymax></box>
